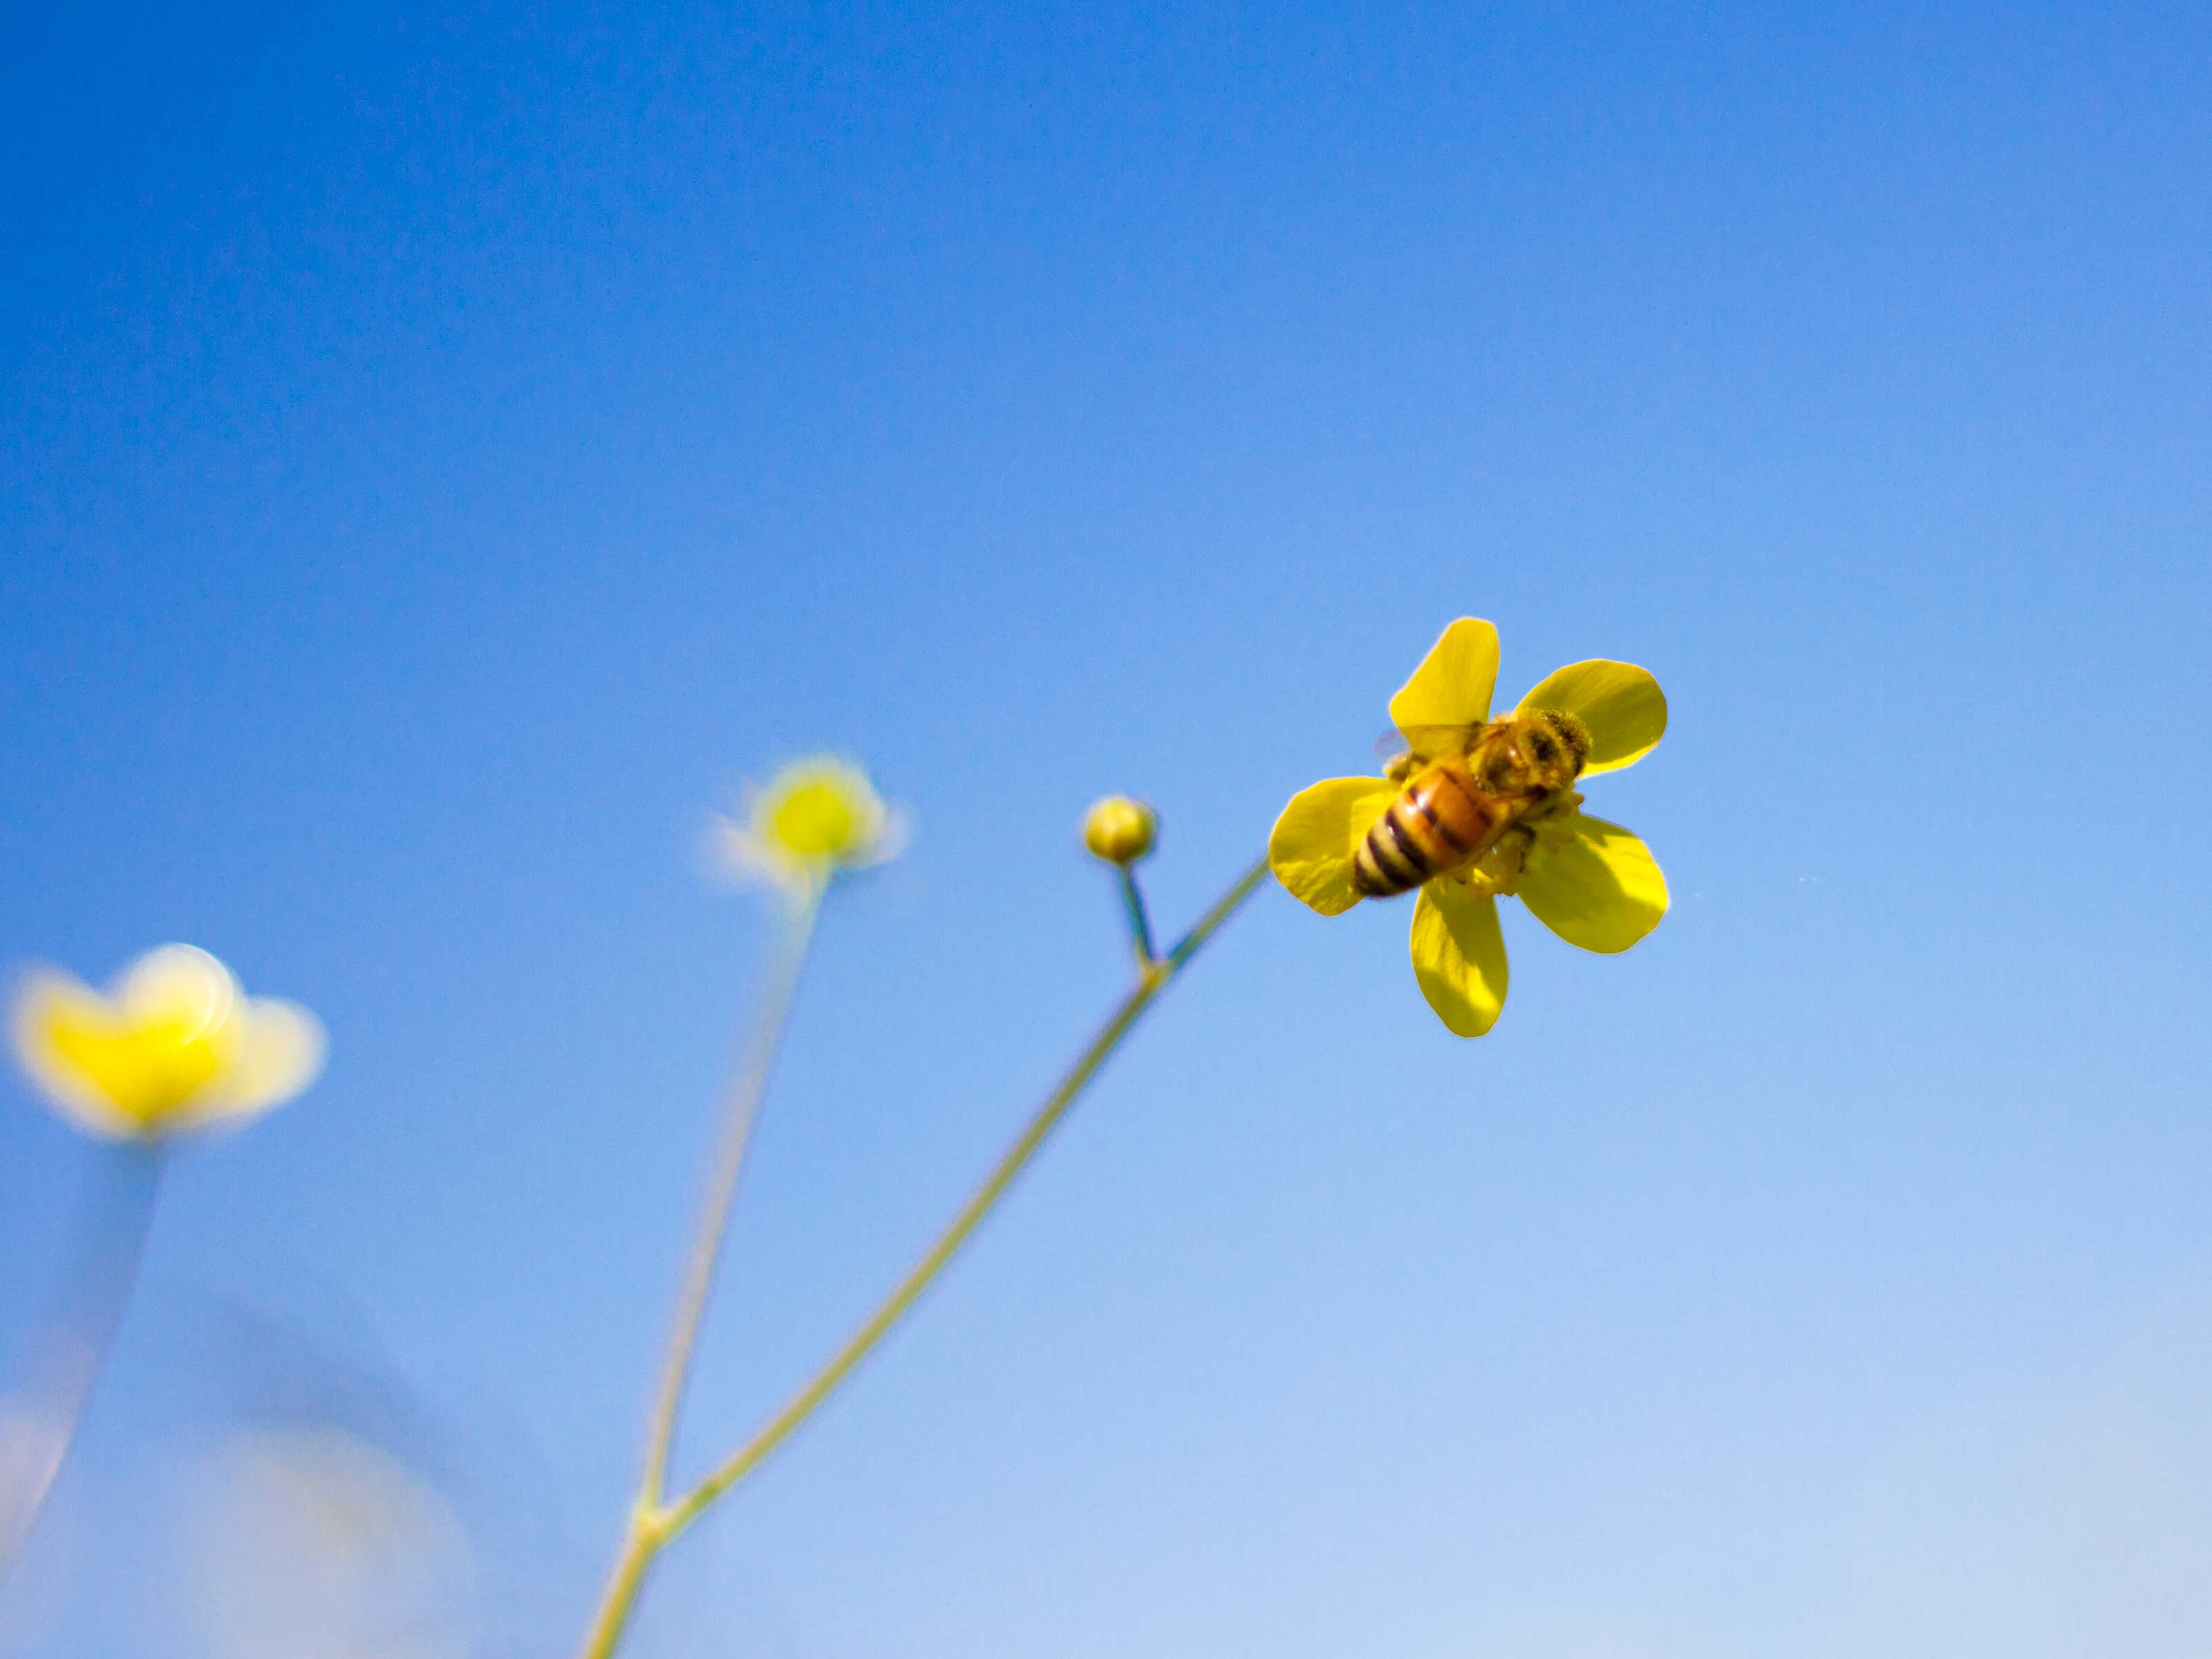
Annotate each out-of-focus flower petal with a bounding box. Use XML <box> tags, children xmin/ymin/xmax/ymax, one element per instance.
<box><xmin>12</xmin><ymin>973</ymin><xmax>149</xmax><ymax>1138</ymax></box>
<box><xmin>114</xmin><ymin>944</ymin><xmax>236</xmax><ymax>1033</ymax></box>
<box><xmin>184</xmin><ymin>1000</ymin><xmax>328</xmax><ymax>1128</ymax></box>
<box><xmin>185</xmin><ymin>1425</ymin><xmax>472</xmax><ymax>1659</ymax></box>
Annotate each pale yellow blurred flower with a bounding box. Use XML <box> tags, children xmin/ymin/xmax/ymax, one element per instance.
<box><xmin>183</xmin><ymin>1425</ymin><xmax>471</xmax><ymax>1659</ymax></box>
<box><xmin>8</xmin><ymin>945</ymin><xmax>324</xmax><ymax>1141</ymax></box>
<box><xmin>712</xmin><ymin>756</ymin><xmax>907</xmax><ymax>899</ymax></box>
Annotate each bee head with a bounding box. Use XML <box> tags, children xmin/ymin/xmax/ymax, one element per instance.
<box><xmin>1486</xmin><ymin>709</ymin><xmax>1590</xmax><ymax>794</ymax></box>
<box><xmin>1530</xmin><ymin>709</ymin><xmax>1591</xmax><ymax>779</ymax></box>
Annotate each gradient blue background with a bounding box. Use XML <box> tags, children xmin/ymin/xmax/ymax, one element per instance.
<box><xmin>4</xmin><ymin>3</ymin><xmax>2209</xmax><ymax>1654</ymax></box>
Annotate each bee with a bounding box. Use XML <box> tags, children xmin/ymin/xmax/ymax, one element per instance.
<box><xmin>1352</xmin><ymin>710</ymin><xmax>1593</xmax><ymax>899</ymax></box>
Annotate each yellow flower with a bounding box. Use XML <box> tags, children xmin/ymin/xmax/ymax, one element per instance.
<box><xmin>9</xmin><ymin>944</ymin><xmax>325</xmax><ymax>1139</ymax></box>
<box><xmin>1269</xmin><ymin>618</ymin><xmax>1668</xmax><ymax>1037</ymax></box>
<box><xmin>712</xmin><ymin>756</ymin><xmax>907</xmax><ymax>899</ymax></box>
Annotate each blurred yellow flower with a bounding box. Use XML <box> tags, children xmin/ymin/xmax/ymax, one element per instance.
<box><xmin>1269</xmin><ymin>618</ymin><xmax>1668</xmax><ymax>1037</ymax></box>
<box><xmin>713</xmin><ymin>756</ymin><xmax>906</xmax><ymax>899</ymax></box>
<box><xmin>8</xmin><ymin>944</ymin><xmax>324</xmax><ymax>1139</ymax></box>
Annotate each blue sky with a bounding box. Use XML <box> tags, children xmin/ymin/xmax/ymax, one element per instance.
<box><xmin>4</xmin><ymin>3</ymin><xmax>2209</xmax><ymax>1654</ymax></box>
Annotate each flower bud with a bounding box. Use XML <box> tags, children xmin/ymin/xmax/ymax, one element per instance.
<box><xmin>1082</xmin><ymin>796</ymin><xmax>1157</xmax><ymax>865</ymax></box>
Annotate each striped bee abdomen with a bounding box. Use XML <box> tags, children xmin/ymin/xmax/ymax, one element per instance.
<box><xmin>1351</xmin><ymin>761</ymin><xmax>1511</xmax><ymax>898</ymax></box>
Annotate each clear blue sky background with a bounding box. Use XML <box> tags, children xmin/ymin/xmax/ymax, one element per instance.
<box><xmin>4</xmin><ymin>3</ymin><xmax>2209</xmax><ymax>1654</ymax></box>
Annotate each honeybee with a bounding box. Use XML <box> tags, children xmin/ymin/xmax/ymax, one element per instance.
<box><xmin>1353</xmin><ymin>709</ymin><xmax>1593</xmax><ymax>899</ymax></box>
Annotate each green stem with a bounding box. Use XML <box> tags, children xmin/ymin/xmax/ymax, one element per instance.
<box><xmin>1115</xmin><ymin>865</ymin><xmax>1157</xmax><ymax>965</ymax></box>
<box><xmin>573</xmin><ymin>1517</ymin><xmax>664</xmax><ymax>1659</ymax></box>
<box><xmin>660</xmin><ymin>851</ymin><xmax>1270</xmax><ymax>1540</ymax></box>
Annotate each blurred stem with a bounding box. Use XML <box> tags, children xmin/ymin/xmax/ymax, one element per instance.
<box><xmin>637</xmin><ymin>889</ymin><xmax>823</xmax><ymax>1510</ymax></box>
<box><xmin>659</xmin><ymin>850</ymin><xmax>1270</xmax><ymax>1539</ymax></box>
<box><xmin>0</xmin><ymin>1145</ymin><xmax>164</xmax><ymax>1578</ymax></box>
<box><xmin>576</xmin><ymin>890</ymin><xmax>821</xmax><ymax>1659</ymax></box>
<box><xmin>1116</xmin><ymin>865</ymin><xmax>1157</xmax><ymax>965</ymax></box>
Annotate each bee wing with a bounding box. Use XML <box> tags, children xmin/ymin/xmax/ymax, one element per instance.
<box><xmin>1379</xmin><ymin>724</ymin><xmax>1479</xmax><ymax>764</ymax></box>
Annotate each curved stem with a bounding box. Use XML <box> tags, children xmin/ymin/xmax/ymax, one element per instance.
<box><xmin>637</xmin><ymin>892</ymin><xmax>823</xmax><ymax>1508</ymax></box>
<box><xmin>0</xmin><ymin>1146</ymin><xmax>164</xmax><ymax>1577</ymax></box>
<box><xmin>662</xmin><ymin>852</ymin><xmax>1269</xmax><ymax>1539</ymax></box>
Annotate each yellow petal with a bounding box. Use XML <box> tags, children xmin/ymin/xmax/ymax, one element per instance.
<box><xmin>1388</xmin><ymin>618</ymin><xmax>1499</xmax><ymax>742</ymax></box>
<box><xmin>116</xmin><ymin>944</ymin><xmax>238</xmax><ymax>1040</ymax></box>
<box><xmin>184</xmin><ymin>999</ymin><xmax>327</xmax><ymax>1128</ymax></box>
<box><xmin>1515</xmin><ymin>813</ymin><xmax>1668</xmax><ymax>953</ymax></box>
<box><xmin>1268</xmin><ymin>777</ymin><xmax>1396</xmax><ymax>916</ymax></box>
<box><xmin>1515</xmin><ymin>659</ymin><xmax>1666</xmax><ymax>776</ymax></box>
<box><xmin>1394</xmin><ymin>724</ymin><xmax>1481</xmax><ymax>764</ymax></box>
<box><xmin>1409</xmin><ymin>881</ymin><xmax>1509</xmax><ymax>1037</ymax></box>
<box><xmin>10</xmin><ymin>973</ymin><xmax>146</xmax><ymax>1138</ymax></box>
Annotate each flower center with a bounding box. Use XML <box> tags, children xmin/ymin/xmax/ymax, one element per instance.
<box><xmin>768</xmin><ymin>781</ymin><xmax>867</xmax><ymax>859</ymax></box>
